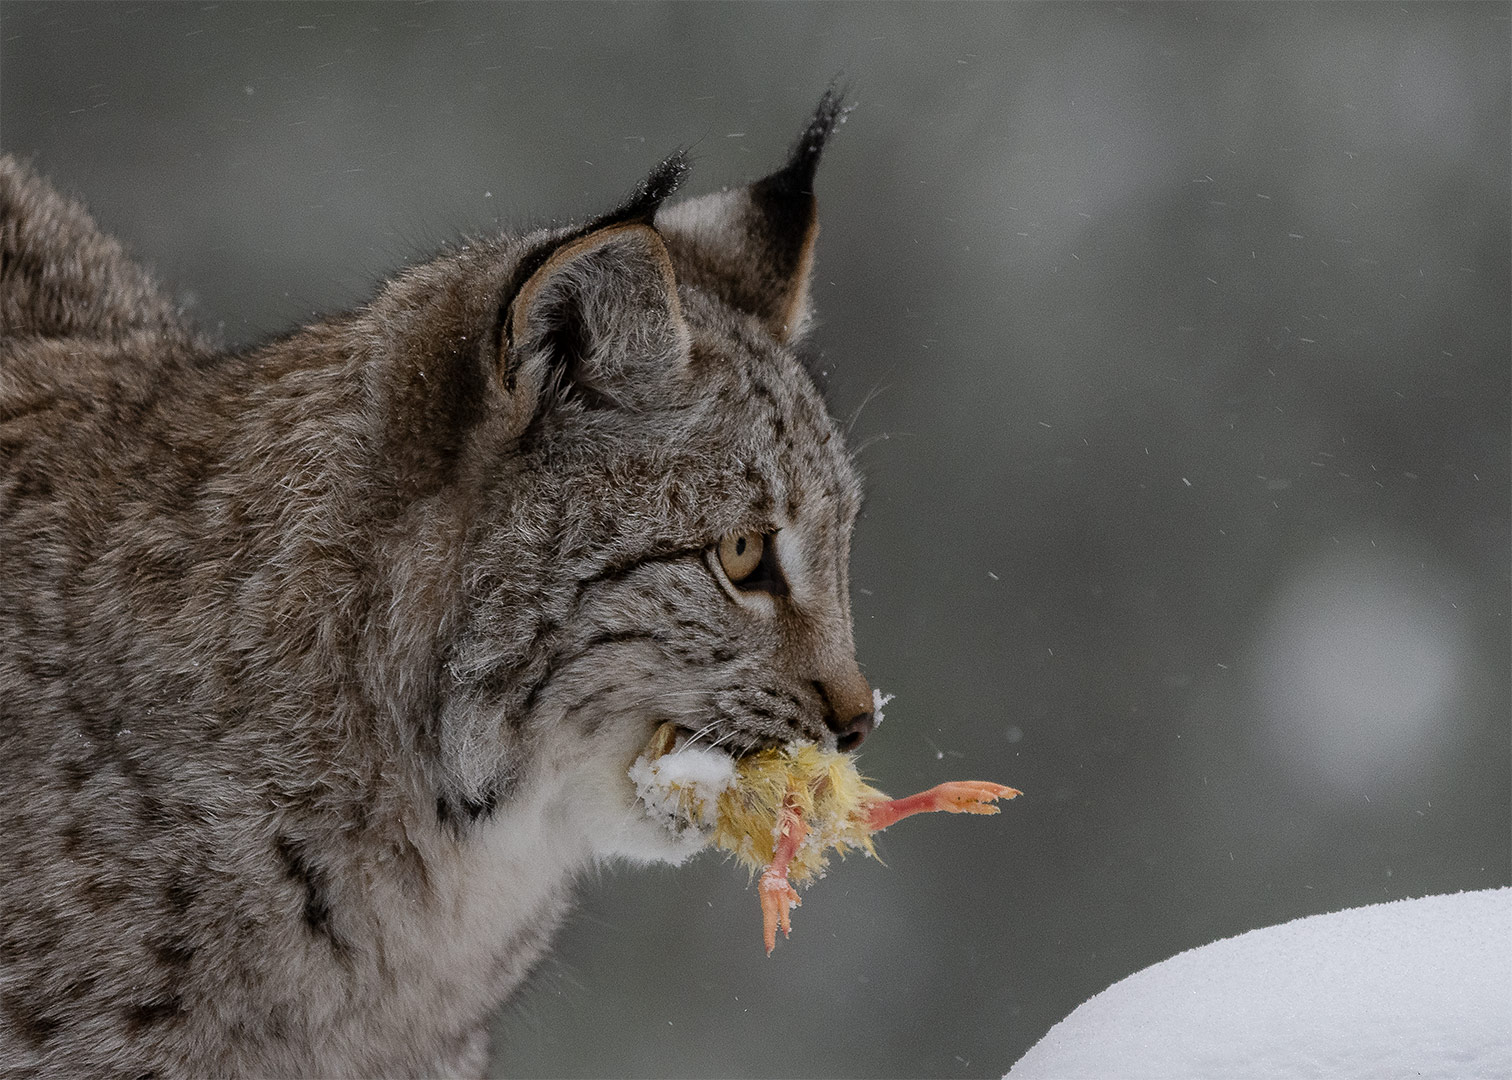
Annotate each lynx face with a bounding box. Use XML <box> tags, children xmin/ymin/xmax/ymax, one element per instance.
<box><xmin>502</xmin><ymin>282</ymin><xmax>871</xmax><ymax>864</ymax></box>
<box><xmin>382</xmin><ymin>93</ymin><xmax>873</xmax><ymax>862</ymax></box>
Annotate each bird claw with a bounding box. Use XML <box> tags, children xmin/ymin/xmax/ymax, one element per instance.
<box><xmin>756</xmin><ymin>780</ymin><xmax>1022</xmax><ymax>950</ymax></box>
<box><xmin>865</xmin><ymin>780</ymin><xmax>1021</xmax><ymax>832</ymax></box>
<box><xmin>759</xmin><ymin>795</ymin><xmax>809</xmax><ymax>955</ymax></box>
<box><xmin>759</xmin><ymin>870</ymin><xmax>802</xmax><ymax>955</ymax></box>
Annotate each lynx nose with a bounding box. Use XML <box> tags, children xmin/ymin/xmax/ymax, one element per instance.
<box><xmin>816</xmin><ymin>666</ymin><xmax>875</xmax><ymax>752</ymax></box>
<box><xmin>830</xmin><ymin>709</ymin><xmax>874</xmax><ymax>752</ymax></box>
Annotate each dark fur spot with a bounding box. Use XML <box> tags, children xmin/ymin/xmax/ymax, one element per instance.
<box><xmin>134</xmin><ymin>788</ymin><xmax>169</xmax><ymax>833</ymax></box>
<box><xmin>151</xmin><ymin>936</ymin><xmax>196</xmax><ymax>970</ymax></box>
<box><xmin>384</xmin><ymin>329</ymin><xmax>487</xmax><ymax>499</ymax></box>
<box><xmin>273</xmin><ymin>834</ymin><xmax>345</xmax><ymax>952</ymax></box>
<box><xmin>164</xmin><ymin>876</ymin><xmax>198</xmax><ymax>917</ymax></box>
<box><xmin>2</xmin><ymin>990</ymin><xmax>65</xmax><ymax>1048</ymax></box>
<box><xmin>9</xmin><ymin>465</ymin><xmax>52</xmax><ymax>499</ymax></box>
<box><xmin>392</xmin><ymin>836</ymin><xmax>434</xmax><ymax>899</ymax></box>
<box><xmin>514</xmin><ymin>662</ymin><xmax>557</xmax><ymax>723</ymax></box>
<box><xmin>266</xmin><ymin>1002</ymin><xmax>293</xmax><ymax>1041</ymax></box>
<box><xmin>747</xmin><ymin>374</ymin><xmax>779</xmax><ymax>412</ymax></box>
<box><xmin>426</xmin><ymin>341</ymin><xmax>488</xmax><ymax>467</ymax></box>
<box><xmin>61</xmin><ymin>757</ymin><xmax>92</xmax><ymax>793</ymax></box>
<box><xmin>125</xmin><ymin>993</ymin><xmax>184</xmax><ymax>1034</ymax></box>
<box><xmin>81</xmin><ymin>873</ymin><xmax>132</xmax><ymax>907</ymax></box>
<box><xmin>436</xmin><ymin>785</ymin><xmax>499</xmax><ymax>827</ymax></box>
<box><xmin>460</xmin><ymin>789</ymin><xmax>497</xmax><ymax>820</ymax></box>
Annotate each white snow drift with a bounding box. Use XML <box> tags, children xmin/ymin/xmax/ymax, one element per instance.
<box><xmin>1007</xmin><ymin>888</ymin><xmax>1511</xmax><ymax>1080</ymax></box>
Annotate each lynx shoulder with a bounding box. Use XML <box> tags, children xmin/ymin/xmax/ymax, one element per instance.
<box><xmin>0</xmin><ymin>91</ymin><xmax>873</xmax><ymax>1079</ymax></box>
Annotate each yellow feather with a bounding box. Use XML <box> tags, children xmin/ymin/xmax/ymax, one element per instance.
<box><xmin>708</xmin><ymin>743</ymin><xmax>887</xmax><ymax>884</ymax></box>
<box><xmin>644</xmin><ymin>739</ymin><xmax>888</xmax><ymax>883</ymax></box>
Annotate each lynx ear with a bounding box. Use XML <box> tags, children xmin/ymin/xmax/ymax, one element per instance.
<box><xmin>655</xmin><ymin>88</ymin><xmax>847</xmax><ymax>344</ymax></box>
<box><xmin>501</xmin><ymin>165</ymin><xmax>691</xmax><ymax>432</ymax></box>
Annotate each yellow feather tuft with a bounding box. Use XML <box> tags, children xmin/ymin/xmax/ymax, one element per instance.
<box><xmin>709</xmin><ymin>743</ymin><xmax>887</xmax><ymax>884</ymax></box>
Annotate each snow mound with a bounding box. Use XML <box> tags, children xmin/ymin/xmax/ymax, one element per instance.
<box><xmin>1006</xmin><ymin>888</ymin><xmax>1511</xmax><ymax>1080</ymax></box>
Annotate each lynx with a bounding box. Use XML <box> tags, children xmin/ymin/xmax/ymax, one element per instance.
<box><xmin>0</xmin><ymin>92</ymin><xmax>875</xmax><ymax>1078</ymax></box>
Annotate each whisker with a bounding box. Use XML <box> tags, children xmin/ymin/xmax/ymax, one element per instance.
<box><xmin>846</xmin><ymin>381</ymin><xmax>890</xmax><ymax>434</ymax></box>
<box><xmin>677</xmin><ymin>720</ymin><xmax>722</xmax><ymax>748</ymax></box>
<box><xmin>705</xmin><ymin>728</ymin><xmax>743</xmax><ymax>750</ymax></box>
<box><xmin>852</xmin><ymin>429</ymin><xmax>913</xmax><ymax>458</ymax></box>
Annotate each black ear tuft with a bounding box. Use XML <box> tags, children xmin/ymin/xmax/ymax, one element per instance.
<box><xmin>651</xmin><ymin>84</ymin><xmax>851</xmax><ymax>343</ymax></box>
<box><xmin>499</xmin><ymin>149</ymin><xmax>690</xmax><ymax>357</ymax></box>
<box><xmin>757</xmin><ymin>82</ymin><xmax>851</xmax><ymax>199</ymax></box>
<box><xmin>593</xmin><ymin>149</ymin><xmax>692</xmax><ymax>230</ymax></box>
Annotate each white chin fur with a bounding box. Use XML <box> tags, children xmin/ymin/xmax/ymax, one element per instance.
<box><xmin>594</xmin><ymin>809</ymin><xmax>710</xmax><ymax>867</ymax></box>
<box><xmin>533</xmin><ymin>726</ymin><xmax>716</xmax><ymax>867</ymax></box>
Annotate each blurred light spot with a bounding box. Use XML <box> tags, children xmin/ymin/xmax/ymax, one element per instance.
<box><xmin>1250</xmin><ymin>543</ymin><xmax>1463</xmax><ymax>793</ymax></box>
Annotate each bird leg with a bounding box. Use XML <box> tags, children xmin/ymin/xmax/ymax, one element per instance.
<box><xmin>865</xmin><ymin>781</ymin><xmax>1021</xmax><ymax>832</ymax></box>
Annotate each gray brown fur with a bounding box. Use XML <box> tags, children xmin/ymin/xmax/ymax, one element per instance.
<box><xmin>0</xmin><ymin>91</ymin><xmax>871</xmax><ymax>1078</ymax></box>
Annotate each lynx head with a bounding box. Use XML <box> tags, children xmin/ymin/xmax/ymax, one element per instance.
<box><xmin>363</xmin><ymin>92</ymin><xmax>868</xmax><ymax>860</ymax></box>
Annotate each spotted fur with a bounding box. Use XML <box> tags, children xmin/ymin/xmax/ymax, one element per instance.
<box><xmin>0</xmin><ymin>90</ymin><xmax>871</xmax><ymax>1078</ymax></box>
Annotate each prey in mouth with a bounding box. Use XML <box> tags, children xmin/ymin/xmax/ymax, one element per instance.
<box><xmin>628</xmin><ymin>717</ymin><xmax>1021</xmax><ymax>954</ymax></box>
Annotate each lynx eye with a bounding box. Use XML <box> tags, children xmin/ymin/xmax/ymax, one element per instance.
<box><xmin>718</xmin><ymin>531</ymin><xmax>765</xmax><ymax>585</ymax></box>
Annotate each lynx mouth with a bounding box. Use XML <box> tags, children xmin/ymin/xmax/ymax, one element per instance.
<box><xmin>643</xmin><ymin>720</ymin><xmax>774</xmax><ymax>761</ymax></box>
<box><xmin>640</xmin><ymin>720</ymin><xmax>687</xmax><ymax>762</ymax></box>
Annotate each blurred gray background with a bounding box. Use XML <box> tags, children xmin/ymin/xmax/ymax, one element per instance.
<box><xmin>3</xmin><ymin>3</ymin><xmax>1507</xmax><ymax>1077</ymax></box>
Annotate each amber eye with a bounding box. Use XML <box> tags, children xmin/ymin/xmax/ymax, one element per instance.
<box><xmin>718</xmin><ymin>531</ymin><xmax>765</xmax><ymax>585</ymax></box>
